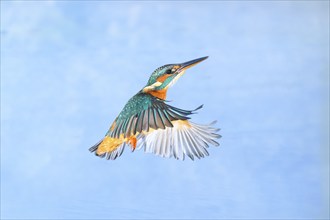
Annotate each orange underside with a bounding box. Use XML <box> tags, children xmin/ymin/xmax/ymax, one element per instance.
<box><xmin>96</xmin><ymin>134</ymin><xmax>137</xmax><ymax>155</ymax></box>
<box><xmin>147</xmin><ymin>89</ymin><xmax>168</xmax><ymax>100</ymax></box>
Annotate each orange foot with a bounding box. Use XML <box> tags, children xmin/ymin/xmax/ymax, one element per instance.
<box><xmin>127</xmin><ymin>136</ymin><xmax>137</xmax><ymax>152</ymax></box>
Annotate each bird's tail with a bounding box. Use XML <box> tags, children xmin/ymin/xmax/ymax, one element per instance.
<box><xmin>89</xmin><ymin>136</ymin><xmax>126</xmax><ymax>160</ymax></box>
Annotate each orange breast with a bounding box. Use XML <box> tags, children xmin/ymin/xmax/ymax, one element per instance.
<box><xmin>147</xmin><ymin>89</ymin><xmax>168</xmax><ymax>100</ymax></box>
<box><xmin>146</xmin><ymin>74</ymin><xmax>171</xmax><ymax>99</ymax></box>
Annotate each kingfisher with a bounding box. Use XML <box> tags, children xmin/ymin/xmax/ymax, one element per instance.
<box><xmin>89</xmin><ymin>56</ymin><xmax>221</xmax><ymax>160</ymax></box>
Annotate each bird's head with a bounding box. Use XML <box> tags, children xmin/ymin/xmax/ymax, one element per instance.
<box><xmin>142</xmin><ymin>56</ymin><xmax>208</xmax><ymax>99</ymax></box>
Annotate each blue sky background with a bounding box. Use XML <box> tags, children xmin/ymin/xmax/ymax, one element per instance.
<box><xmin>1</xmin><ymin>1</ymin><xmax>329</xmax><ymax>219</ymax></box>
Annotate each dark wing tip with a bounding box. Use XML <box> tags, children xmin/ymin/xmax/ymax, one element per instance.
<box><xmin>194</xmin><ymin>104</ymin><xmax>203</xmax><ymax>111</ymax></box>
<box><xmin>89</xmin><ymin>139</ymin><xmax>102</xmax><ymax>152</ymax></box>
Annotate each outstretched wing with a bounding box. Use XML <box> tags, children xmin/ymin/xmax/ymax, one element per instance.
<box><xmin>107</xmin><ymin>93</ymin><xmax>202</xmax><ymax>139</ymax></box>
<box><xmin>136</xmin><ymin>120</ymin><xmax>221</xmax><ymax>161</ymax></box>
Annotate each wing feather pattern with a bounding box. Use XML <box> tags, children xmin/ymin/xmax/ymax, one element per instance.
<box><xmin>109</xmin><ymin>94</ymin><xmax>202</xmax><ymax>138</ymax></box>
<box><xmin>138</xmin><ymin>120</ymin><xmax>221</xmax><ymax>160</ymax></box>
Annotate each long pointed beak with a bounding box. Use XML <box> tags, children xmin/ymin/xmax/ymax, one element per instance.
<box><xmin>178</xmin><ymin>56</ymin><xmax>208</xmax><ymax>72</ymax></box>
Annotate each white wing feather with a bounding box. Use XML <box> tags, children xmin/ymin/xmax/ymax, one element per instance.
<box><xmin>137</xmin><ymin>120</ymin><xmax>220</xmax><ymax>160</ymax></box>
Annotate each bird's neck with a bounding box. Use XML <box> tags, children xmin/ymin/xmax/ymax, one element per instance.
<box><xmin>146</xmin><ymin>88</ymin><xmax>168</xmax><ymax>100</ymax></box>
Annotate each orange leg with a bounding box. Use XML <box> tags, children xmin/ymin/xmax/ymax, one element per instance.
<box><xmin>127</xmin><ymin>136</ymin><xmax>137</xmax><ymax>152</ymax></box>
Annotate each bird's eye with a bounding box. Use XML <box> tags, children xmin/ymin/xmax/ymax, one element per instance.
<box><xmin>166</xmin><ymin>69</ymin><xmax>172</xmax><ymax>74</ymax></box>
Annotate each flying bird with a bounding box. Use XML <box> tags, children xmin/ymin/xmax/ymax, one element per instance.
<box><xmin>89</xmin><ymin>56</ymin><xmax>221</xmax><ymax>160</ymax></box>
